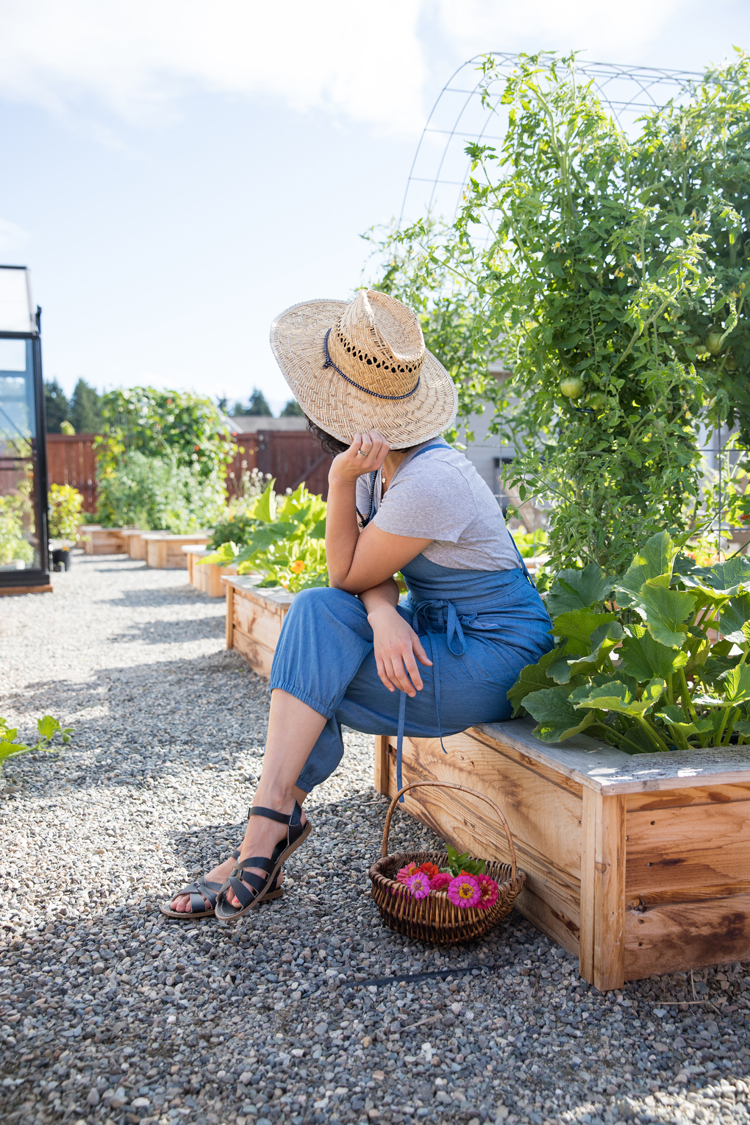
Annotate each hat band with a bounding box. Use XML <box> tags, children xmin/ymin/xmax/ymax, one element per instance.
<box><xmin>322</xmin><ymin>329</ymin><xmax>420</xmax><ymax>401</ymax></box>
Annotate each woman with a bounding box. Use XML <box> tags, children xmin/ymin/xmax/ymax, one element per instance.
<box><xmin>163</xmin><ymin>289</ymin><xmax>552</xmax><ymax>920</ymax></box>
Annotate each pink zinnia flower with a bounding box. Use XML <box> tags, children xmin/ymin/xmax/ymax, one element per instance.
<box><xmin>406</xmin><ymin>872</ymin><xmax>431</xmax><ymax>899</ymax></box>
<box><xmin>396</xmin><ymin>863</ymin><xmax>418</xmax><ymax>885</ymax></box>
<box><xmin>448</xmin><ymin>874</ymin><xmax>481</xmax><ymax>908</ymax></box>
<box><xmin>430</xmin><ymin>872</ymin><xmax>452</xmax><ymax>892</ymax></box>
<box><xmin>475</xmin><ymin>874</ymin><xmax>499</xmax><ymax>911</ymax></box>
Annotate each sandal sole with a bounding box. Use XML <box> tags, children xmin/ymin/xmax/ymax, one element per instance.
<box><xmin>158</xmin><ymin>886</ymin><xmax>284</xmax><ymax>921</ymax></box>
<box><xmin>215</xmin><ymin>820</ymin><xmax>311</xmax><ymax>921</ymax></box>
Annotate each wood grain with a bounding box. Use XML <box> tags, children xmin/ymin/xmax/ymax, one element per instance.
<box><xmin>626</xmin><ymin>800</ymin><xmax>750</xmax><ymax>895</ymax></box>
<box><xmin>225</xmin><ymin>583</ymin><xmax>234</xmax><ymax>650</ymax></box>
<box><xmin>626</xmin><ymin>782</ymin><xmax>750</xmax><ymax>811</ymax></box>
<box><xmin>373</xmin><ymin>736</ymin><xmax>390</xmax><ymax>796</ymax></box>
<box><xmin>233</xmin><ymin>596</ymin><xmax>288</xmax><ymax>652</ymax></box>
<box><xmin>81</xmin><ymin>529</ymin><xmax>125</xmax><ymax>556</ymax></box>
<box><xmin>232</xmin><ymin>626</ymin><xmax>276</xmax><ymax>678</ymax></box>
<box><xmin>624</xmin><ymin>892</ymin><xmax>750</xmax><ymax>980</ymax></box>
<box><xmin>593</xmin><ymin>794</ymin><xmax>626</xmax><ymax>992</ymax></box>
<box><xmin>579</xmin><ymin>787</ymin><xmax>598</xmax><ymax>985</ymax></box>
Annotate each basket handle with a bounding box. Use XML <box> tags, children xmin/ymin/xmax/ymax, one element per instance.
<box><xmin>381</xmin><ymin>780</ymin><xmax>518</xmax><ymax>885</ymax></box>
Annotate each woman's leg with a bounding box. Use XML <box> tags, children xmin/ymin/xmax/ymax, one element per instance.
<box><xmin>171</xmin><ymin>586</ymin><xmax>373</xmax><ymax>912</ymax></box>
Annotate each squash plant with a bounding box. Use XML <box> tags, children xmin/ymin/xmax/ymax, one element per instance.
<box><xmin>205</xmin><ymin>482</ymin><xmax>327</xmax><ymax>593</ymax></box>
<box><xmin>511</xmin><ymin>530</ymin><xmax>750</xmax><ymax>753</ymax></box>
<box><xmin>1</xmin><ymin>715</ymin><xmax>74</xmax><ymax>775</ymax></box>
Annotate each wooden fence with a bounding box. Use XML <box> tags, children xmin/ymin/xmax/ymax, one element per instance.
<box><xmin>43</xmin><ymin>430</ymin><xmax>332</xmax><ymax>512</ymax></box>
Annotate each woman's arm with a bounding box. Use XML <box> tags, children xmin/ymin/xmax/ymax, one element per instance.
<box><xmin>359</xmin><ymin>578</ymin><xmax>432</xmax><ymax>696</ymax></box>
<box><xmin>326</xmin><ymin>431</ymin><xmax>431</xmax><ymax>593</ymax></box>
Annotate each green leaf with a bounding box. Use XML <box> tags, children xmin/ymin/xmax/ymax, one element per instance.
<box><xmin>616</xmin><ymin>531</ymin><xmax>678</xmax><ymax>605</ymax></box>
<box><xmin>719</xmin><ymin>593</ymin><xmax>750</xmax><ymax>644</ymax></box>
<box><xmin>618</xmin><ymin>625</ymin><xmax>688</xmax><ymax>680</ymax></box>
<box><xmin>683</xmin><ymin>557</ymin><xmax>750</xmax><ymax>597</ymax></box>
<box><xmin>550</xmin><ymin>609</ymin><xmax>618</xmax><ymax>647</ymax></box>
<box><xmin>0</xmin><ymin>740</ymin><xmax>29</xmax><ymax>761</ymax></box>
<box><xmin>570</xmin><ymin>678</ymin><xmax>665</xmax><ymax>717</ymax></box>
<box><xmin>37</xmin><ymin>715</ymin><xmax>61</xmax><ymax>741</ymax></box>
<box><xmin>633</xmin><ymin>581</ymin><xmax>696</xmax><ymax>648</ymax></box>
<box><xmin>250</xmin><ymin>482</ymin><xmax>277</xmax><ymax>524</ymax></box>
<box><xmin>506</xmin><ymin>648</ymin><xmax>562</xmax><ymax>714</ymax></box>
<box><xmin>545</xmin><ymin>564</ymin><xmax>612</xmax><ymax>618</ymax></box>
<box><xmin>523</xmin><ymin>686</ymin><xmax>598</xmax><ymax>743</ymax></box>
<box><xmin>723</xmin><ymin>664</ymin><xmax>750</xmax><ymax>705</ymax></box>
<box><xmin>656</xmin><ymin>707</ymin><xmax>713</xmax><ymax>738</ymax></box>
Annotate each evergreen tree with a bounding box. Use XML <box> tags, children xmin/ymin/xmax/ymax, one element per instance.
<box><xmin>243</xmin><ymin>388</ymin><xmax>273</xmax><ymax>416</ymax></box>
<box><xmin>44</xmin><ymin>379</ymin><xmax>70</xmax><ymax>433</ymax></box>
<box><xmin>69</xmin><ymin>379</ymin><xmax>103</xmax><ymax>433</ymax></box>
<box><xmin>280</xmin><ymin>398</ymin><xmax>304</xmax><ymax>417</ymax></box>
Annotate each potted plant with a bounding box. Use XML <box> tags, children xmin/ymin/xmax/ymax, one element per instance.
<box><xmin>47</xmin><ymin>484</ymin><xmax>83</xmax><ymax>571</ymax></box>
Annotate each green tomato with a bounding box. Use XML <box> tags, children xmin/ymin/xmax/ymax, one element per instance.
<box><xmin>694</xmin><ymin>345</ymin><xmax>710</xmax><ymax>357</ymax></box>
<box><xmin>560</xmin><ymin>376</ymin><xmax>584</xmax><ymax>400</ymax></box>
<box><xmin>725</xmin><ymin>352</ymin><xmax>738</xmax><ymax>373</ymax></box>
<box><xmin>705</xmin><ymin>330</ymin><xmax>725</xmax><ymax>356</ymax></box>
<box><xmin>586</xmin><ymin>392</ymin><xmax>607</xmax><ymax>411</ymax></box>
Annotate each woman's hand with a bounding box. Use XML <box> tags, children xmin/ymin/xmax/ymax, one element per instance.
<box><xmin>368</xmin><ymin>604</ymin><xmax>433</xmax><ymax>697</ymax></box>
<box><xmin>329</xmin><ymin>430</ymin><xmax>389</xmax><ymax>484</ymax></box>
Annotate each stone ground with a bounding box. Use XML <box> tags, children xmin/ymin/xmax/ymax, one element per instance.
<box><xmin>0</xmin><ymin>554</ymin><xmax>749</xmax><ymax>1125</ymax></box>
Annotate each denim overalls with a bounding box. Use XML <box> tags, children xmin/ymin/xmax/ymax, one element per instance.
<box><xmin>269</xmin><ymin>446</ymin><xmax>553</xmax><ymax>794</ymax></box>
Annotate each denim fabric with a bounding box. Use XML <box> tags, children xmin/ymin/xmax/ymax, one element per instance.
<box><xmin>269</xmin><ymin>553</ymin><xmax>552</xmax><ymax>794</ymax></box>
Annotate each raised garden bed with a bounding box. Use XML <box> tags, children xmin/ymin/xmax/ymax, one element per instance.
<box><xmin>143</xmin><ymin>533</ymin><xmax>208</xmax><ymax>570</ymax></box>
<box><xmin>120</xmin><ymin>529</ymin><xmax>146</xmax><ymax>559</ymax></box>
<box><xmin>224</xmin><ymin>575</ymin><xmax>293</xmax><ymax>677</ymax></box>
<box><xmin>374</xmin><ymin>720</ymin><xmax>750</xmax><ymax>990</ymax></box>
<box><xmin>79</xmin><ymin>526</ymin><xmax>126</xmax><ymax>555</ymax></box>
<box><xmin>183</xmin><ymin>545</ymin><xmax>238</xmax><ymax>597</ymax></box>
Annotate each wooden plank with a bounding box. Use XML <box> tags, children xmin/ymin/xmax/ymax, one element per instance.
<box><xmin>471</xmin><ymin>724</ymin><xmax>589</xmax><ymax>799</ymax></box>
<box><xmin>626</xmin><ymin>782</ymin><xmax>750</xmax><ymax>811</ymax></box>
<box><xmin>0</xmin><ymin>584</ymin><xmax>53</xmax><ymax>596</ymax></box>
<box><xmin>225</xmin><ymin>583</ymin><xmax>234</xmax><ymax>650</ymax></box>
<box><xmin>232</xmin><ymin>626</ymin><xmax>276</xmax><ymax>678</ymax></box>
<box><xmin>628</xmin><ymin>881</ymin><xmax>750</xmax><ymax>907</ymax></box>
<box><xmin>579</xmin><ymin>787</ymin><xmax>598</xmax><ymax>984</ymax></box>
<box><xmin>624</xmin><ymin>893</ymin><xmax>750</xmax><ymax>980</ymax></box>
<box><xmin>625</xmin><ymin>800</ymin><xmax>750</xmax><ymax>895</ymax></box>
<box><xmin>373</xmin><ymin>735</ymin><xmax>390</xmax><ymax>796</ymax></box>
<box><xmin>382</xmin><ymin>734</ymin><xmax>582</xmax><ymax>954</ymax></box>
<box><xmin>233</xmin><ymin>594</ymin><xmax>289</xmax><ymax>651</ymax></box>
<box><xmin>592</xmin><ymin>793</ymin><xmax>626</xmax><ymax>991</ymax></box>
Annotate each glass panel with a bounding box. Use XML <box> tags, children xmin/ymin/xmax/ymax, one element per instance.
<box><xmin>0</xmin><ymin>339</ymin><xmax>41</xmax><ymax>571</ymax></box>
<box><xmin>0</xmin><ymin>267</ymin><xmax>35</xmax><ymax>334</ymax></box>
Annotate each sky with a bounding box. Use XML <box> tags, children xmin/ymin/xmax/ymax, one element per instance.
<box><xmin>1</xmin><ymin>0</ymin><xmax>749</xmax><ymax>414</ymax></box>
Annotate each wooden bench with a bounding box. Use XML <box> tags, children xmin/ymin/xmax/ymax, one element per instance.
<box><xmin>374</xmin><ymin>721</ymin><xmax>750</xmax><ymax>990</ymax></box>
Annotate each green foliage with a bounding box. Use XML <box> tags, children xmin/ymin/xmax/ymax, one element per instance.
<box><xmin>1</xmin><ymin>715</ymin><xmax>73</xmax><ymax>774</ymax></box>
<box><xmin>96</xmin><ymin>450</ymin><xmax>226</xmax><ymax>533</ymax></box>
<box><xmin>236</xmin><ymin>388</ymin><xmax>273</xmax><ymax>416</ymax></box>
<box><xmin>48</xmin><ymin>483</ymin><xmax>83</xmax><ymax>541</ymax></box>
<box><xmin>369</xmin><ymin>53</ymin><xmax>750</xmax><ymax>574</ymax></box>
<box><xmin>44</xmin><ymin>379</ymin><xmax>71</xmax><ymax>434</ymax></box>
<box><xmin>0</xmin><ymin>493</ymin><xmax>33</xmax><ymax>566</ymax></box>
<box><xmin>206</xmin><ymin>482</ymin><xmax>328</xmax><ymax>592</ymax></box>
<box><xmin>441</xmin><ymin>845</ymin><xmax>486</xmax><ymax>878</ymax></box>
<box><xmin>280</xmin><ymin>398</ymin><xmax>304</xmax><ymax>417</ymax></box>
<box><xmin>512</xmin><ymin>529</ymin><xmax>750</xmax><ymax>753</ymax></box>
<box><xmin>69</xmin><ymin>379</ymin><xmax>103</xmax><ymax>433</ymax></box>
<box><xmin>95</xmin><ymin>387</ymin><xmax>233</xmax><ymax>527</ymax></box>
<box><xmin>510</xmin><ymin>528</ymin><xmax>548</xmax><ymax>557</ymax></box>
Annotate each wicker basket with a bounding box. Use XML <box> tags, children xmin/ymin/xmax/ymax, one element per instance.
<box><xmin>368</xmin><ymin>781</ymin><xmax>526</xmax><ymax>945</ymax></box>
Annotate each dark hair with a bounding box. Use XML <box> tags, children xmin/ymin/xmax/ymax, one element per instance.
<box><xmin>305</xmin><ymin>416</ymin><xmax>349</xmax><ymax>457</ymax></box>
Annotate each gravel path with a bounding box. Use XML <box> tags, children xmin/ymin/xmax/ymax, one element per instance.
<box><xmin>1</xmin><ymin>554</ymin><xmax>749</xmax><ymax>1125</ymax></box>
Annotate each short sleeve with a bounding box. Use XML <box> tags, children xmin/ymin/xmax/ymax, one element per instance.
<box><xmin>373</xmin><ymin>459</ymin><xmax>475</xmax><ymax>542</ymax></box>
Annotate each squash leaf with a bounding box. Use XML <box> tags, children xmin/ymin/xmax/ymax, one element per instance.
<box><xmin>570</xmin><ymin>677</ymin><xmax>665</xmax><ymax>716</ymax></box>
<box><xmin>522</xmin><ymin>686</ymin><xmax>598</xmax><ymax>742</ymax></box>
<box><xmin>719</xmin><ymin>593</ymin><xmax>750</xmax><ymax>644</ymax></box>
<box><xmin>632</xmin><ymin>581</ymin><xmax>696</xmax><ymax>648</ymax></box>
<box><xmin>618</xmin><ymin>624</ymin><xmax>688</xmax><ymax>680</ymax></box>
<box><xmin>545</xmin><ymin>564</ymin><xmax>612</xmax><ymax>618</ymax></box>
<box><xmin>615</xmin><ymin>531</ymin><xmax>677</xmax><ymax>605</ymax></box>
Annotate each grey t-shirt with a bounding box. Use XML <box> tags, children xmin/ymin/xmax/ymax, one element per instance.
<box><xmin>355</xmin><ymin>440</ymin><xmax>519</xmax><ymax>572</ymax></box>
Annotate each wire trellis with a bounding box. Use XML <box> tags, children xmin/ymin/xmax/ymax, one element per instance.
<box><xmin>400</xmin><ymin>54</ymin><xmax>701</xmax><ymax>227</ymax></box>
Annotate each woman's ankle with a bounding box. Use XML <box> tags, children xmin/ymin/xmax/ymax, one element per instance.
<box><xmin>251</xmin><ymin>784</ymin><xmax>298</xmax><ymax>814</ymax></box>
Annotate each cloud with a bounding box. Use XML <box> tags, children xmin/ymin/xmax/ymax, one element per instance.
<box><xmin>0</xmin><ymin>0</ymin><xmax>429</xmax><ymax>134</ymax></box>
<box><xmin>435</xmin><ymin>0</ymin><xmax>692</xmax><ymax>58</ymax></box>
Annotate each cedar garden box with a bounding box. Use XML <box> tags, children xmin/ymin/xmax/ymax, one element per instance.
<box><xmin>224</xmin><ymin>575</ymin><xmax>293</xmax><ymax>677</ymax></box>
<box><xmin>183</xmin><ymin>545</ymin><xmax>238</xmax><ymax>597</ymax></box>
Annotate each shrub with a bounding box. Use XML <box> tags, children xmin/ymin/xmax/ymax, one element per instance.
<box><xmin>0</xmin><ymin>494</ymin><xmax>33</xmax><ymax>567</ymax></box>
<box><xmin>96</xmin><ymin>451</ymin><xmax>226</xmax><ymax>533</ymax></box>
<box><xmin>48</xmin><ymin>484</ymin><xmax>83</xmax><ymax>542</ymax></box>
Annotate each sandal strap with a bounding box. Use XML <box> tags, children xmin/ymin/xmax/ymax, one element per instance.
<box><xmin>236</xmin><ymin>855</ymin><xmax>275</xmax><ymax>875</ymax></box>
<box><xmin>248</xmin><ymin>804</ymin><xmax>295</xmax><ymax>826</ymax></box>
<box><xmin>227</xmin><ymin>872</ymin><xmax>265</xmax><ymax>908</ymax></box>
<box><xmin>175</xmin><ymin>878</ymin><xmax>221</xmax><ymax>913</ymax></box>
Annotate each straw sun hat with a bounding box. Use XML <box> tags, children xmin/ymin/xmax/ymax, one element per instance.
<box><xmin>269</xmin><ymin>289</ymin><xmax>458</xmax><ymax>449</ymax></box>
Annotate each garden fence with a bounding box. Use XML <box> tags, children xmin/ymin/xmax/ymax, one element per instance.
<box><xmin>42</xmin><ymin>430</ymin><xmax>332</xmax><ymax>513</ymax></box>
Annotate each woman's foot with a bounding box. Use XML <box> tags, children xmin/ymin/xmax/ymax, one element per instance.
<box><xmin>224</xmin><ymin>798</ymin><xmax>307</xmax><ymax>909</ymax></box>
<box><xmin>169</xmin><ymin>853</ymin><xmax>240</xmax><ymax>914</ymax></box>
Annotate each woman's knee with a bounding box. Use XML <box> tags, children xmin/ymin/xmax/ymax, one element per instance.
<box><xmin>286</xmin><ymin>585</ymin><xmax>366</xmax><ymax>626</ymax></box>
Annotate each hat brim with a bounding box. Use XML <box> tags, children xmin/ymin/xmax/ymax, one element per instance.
<box><xmin>269</xmin><ymin>298</ymin><xmax>458</xmax><ymax>450</ymax></box>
